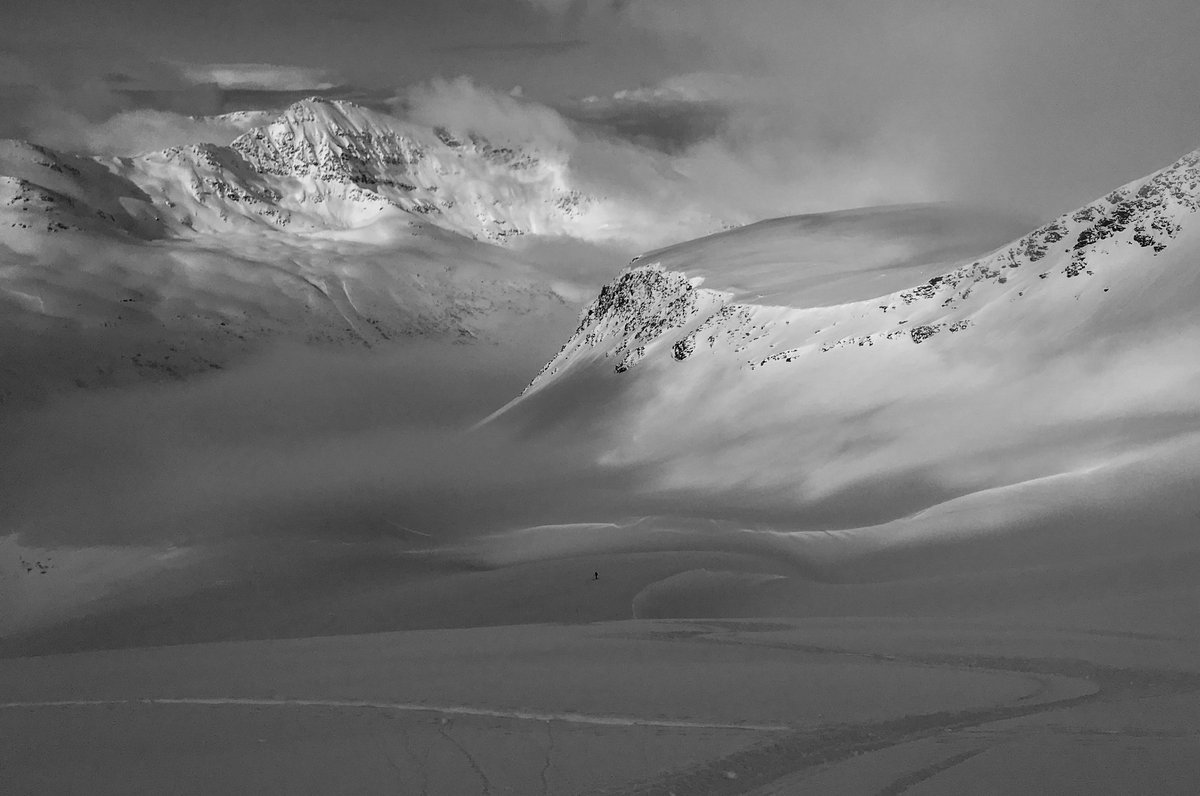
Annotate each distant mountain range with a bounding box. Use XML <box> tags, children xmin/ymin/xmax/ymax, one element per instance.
<box><xmin>4</xmin><ymin>97</ymin><xmax>603</xmax><ymax>241</ymax></box>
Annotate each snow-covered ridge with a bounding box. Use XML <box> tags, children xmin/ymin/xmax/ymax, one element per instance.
<box><xmin>0</xmin><ymin>140</ymin><xmax>166</xmax><ymax>239</ymax></box>
<box><xmin>520</xmin><ymin>147</ymin><xmax>1200</xmax><ymax>393</ymax></box>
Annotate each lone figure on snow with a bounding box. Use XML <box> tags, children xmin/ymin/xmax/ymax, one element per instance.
<box><xmin>593</xmin><ymin>571</ymin><xmax>599</xmax><ymax>581</ymax></box>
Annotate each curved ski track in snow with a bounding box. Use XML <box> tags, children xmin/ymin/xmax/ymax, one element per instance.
<box><xmin>0</xmin><ymin>697</ymin><xmax>790</xmax><ymax>732</ymax></box>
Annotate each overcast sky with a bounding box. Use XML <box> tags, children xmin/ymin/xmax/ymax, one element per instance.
<box><xmin>3</xmin><ymin>0</ymin><xmax>1200</xmax><ymax>219</ymax></box>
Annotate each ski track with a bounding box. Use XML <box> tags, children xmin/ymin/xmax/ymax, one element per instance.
<box><xmin>0</xmin><ymin>697</ymin><xmax>790</xmax><ymax>732</ymax></box>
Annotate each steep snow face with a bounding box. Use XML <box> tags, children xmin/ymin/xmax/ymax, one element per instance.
<box><xmin>498</xmin><ymin>149</ymin><xmax>1200</xmax><ymax>530</ymax></box>
<box><xmin>110</xmin><ymin>140</ymin><xmax>408</xmax><ymax>234</ymax></box>
<box><xmin>0</xmin><ymin>140</ymin><xmax>166</xmax><ymax>239</ymax></box>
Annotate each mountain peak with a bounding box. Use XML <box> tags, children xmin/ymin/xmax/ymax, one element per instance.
<box><xmin>231</xmin><ymin>98</ymin><xmax>415</xmax><ymax>183</ymax></box>
<box><xmin>223</xmin><ymin>97</ymin><xmax>597</xmax><ymax>242</ymax></box>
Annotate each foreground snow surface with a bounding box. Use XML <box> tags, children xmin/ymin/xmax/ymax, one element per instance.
<box><xmin>3</xmin><ymin>613</ymin><xmax>1199</xmax><ymax>794</ymax></box>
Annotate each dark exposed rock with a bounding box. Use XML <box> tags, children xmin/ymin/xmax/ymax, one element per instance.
<box><xmin>909</xmin><ymin>325</ymin><xmax>939</xmax><ymax>344</ymax></box>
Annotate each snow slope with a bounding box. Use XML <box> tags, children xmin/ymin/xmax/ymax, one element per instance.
<box><xmin>489</xmin><ymin>148</ymin><xmax>1200</xmax><ymax>571</ymax></box>
<box><xmin>0</xmin><ymin>140</ymin><xmax>167</xmax><ymax>239</ymax></box>
<box><xmin>0</xmin><ymin>218</ymin><xmax>574</xmax><ymax>404</ymax></box>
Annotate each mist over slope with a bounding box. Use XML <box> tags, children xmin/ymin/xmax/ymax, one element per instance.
<box><xmin>0</xmin><ymin>97</ymin><xmax>655</xmax><ymax>405</ymax></box>
<box><xmin>0</xmin><ymin>191</ymin><xmax>1024</xmax><ymax>640</ymax></box>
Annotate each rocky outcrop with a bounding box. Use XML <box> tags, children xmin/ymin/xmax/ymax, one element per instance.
<box><xmin>521</xmin><ymin>265</ymin><xmax>731</xmax><ymax>390</ymax></box>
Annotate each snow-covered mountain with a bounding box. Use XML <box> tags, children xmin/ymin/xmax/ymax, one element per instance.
<box><xmin>0</xmin><ymin>98</ymin><xmax>624</xmax><ymax>404</ymax></box>
<box><xmin>1</xmin><ymin>97</ymin><xmax>599</xmax><ymax>238</ymax></box>
<box><xmin>487</xmin><ymin>148</ymin><xmax>1200</xmax><ymax>572</ymax></box>
<box><xmin>223</xmin><ymin>98</ymin><xmax>593</xmax><ymax>241</ymax></box>
<box><xmin>4</xmin><ymin>98</ymin><xmax>607</xmax><ymax>242</ymax></box>
<box><xmin>87</xmin><ymin>98</ymin><xmax>596</xmax><ymax>240</ymax></box>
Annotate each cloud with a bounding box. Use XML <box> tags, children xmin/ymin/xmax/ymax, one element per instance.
<box><xmin>0</xmin><ymin>341</ymin><xmax>626</xmax><ymax>548</ymax></box>
<box><xmin>14</xmin><ymin>0</ymin><xmax>1196</xmax><ymax>232</ymax></box>
<box><xmin>0</xmin><ymin>51</ymin><xmax>358</xmax><ymax>156</ymax></box>
<box><xmin>565</xmin><ymin>75</ymin><xmax>741</xmax><ymax>153</ymax></box>
<box><xmin>582</xmin><ymin>72</ymin><xmax>751</xmax><ymax>106</ymax></box>
<box><xmin>177</xmin><ymin>62</ymin><xmax>340</xmax><ymax>92</ymax></box>
<box><xmin>0</xmin><ymin>50</ymin><xmax>229</xmax><ymax>154</ymax></box>
<box><xmin>520</xmin><ymin>0</ymin><xmax>1200</xmax><ymax>219</ymax></box>
<box><xmin>21</xmin><ymin>108</ymin><xmax>253</xmax><ymax>157</ymax></box>
<box><xmin>396</xmin><ymin>75</ymin><xmax>578</xmax><ymax>151</ymax></box>
<box><xmin>397</xmin><ymin>68</ymin><xmax>936</xmax><ymax>223</ymax></box>
<box><xmin>390</xmin><ymin>75</ymin><xmax>946</xmax><ymax>248</ymax></box>
<box><xmin>8</xmin><ymin>0</ymin><xmax>1197</xmax><ymax>221</ymax></box>
<box><xmin>519</xmin><ymin>0</ymin><xmax>632</xmax><ymax>33</ymax></box>
<box><xmin>572</xmin><ymin>74</ymin><xmax>942</xmax><ymax>218</ymax></box>
<box><xmin>436</xmin><ymin>40</ymin><xmax>588</xmax><ymax>56</ymax></box>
